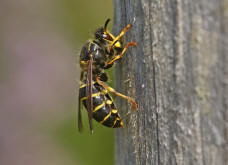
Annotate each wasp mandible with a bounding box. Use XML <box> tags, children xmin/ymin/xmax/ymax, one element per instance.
<box><xmin>78</xmin><ymin>19</ymin><xmax>137</xmax><ymax>134</ymax></box>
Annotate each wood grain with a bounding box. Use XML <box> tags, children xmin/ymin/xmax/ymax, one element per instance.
<box><xmin>113</xmin><ymin>0</ymin><xmax>228</xmax><ymax>164</ymax></box>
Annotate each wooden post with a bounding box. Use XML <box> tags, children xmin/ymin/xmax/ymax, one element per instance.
<box><xmin>113</xmin><ymin>0</ymin><xmax>228</xmax><ymax>164</ymax></box>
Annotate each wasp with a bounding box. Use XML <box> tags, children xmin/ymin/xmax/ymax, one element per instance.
<box><xmin>78</xmin><ymin>18</ymin><xmax>137</xmax><ymax>134</ymax></box>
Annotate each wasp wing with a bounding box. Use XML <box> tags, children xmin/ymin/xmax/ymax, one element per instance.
<box><xmin>78</xmin><ymin>72</ymin><xmax>85</xmax><ymax>132</ymax></box>
<box><xmin>78</xmin><ymin>95</ymin><xmax>83</xmax><ymax>132</ymax></box>
<box><xmin>86</xmin><ymin>54</ymin><xmax>94</xmax><ymax>134</ymax></box>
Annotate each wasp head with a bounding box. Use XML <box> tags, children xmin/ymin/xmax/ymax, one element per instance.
<box><xmin>95</xmin><ymin>19</ymin><xmax>114</xmax><ymax>42</ymax></box>
<box><xmin>95</xmin><ymin>28</ymin><xmax>107</xmax><ymax>41</ymax></box>
<box><xmin>95</xmin><ymin>19</ymin><xmax>122</xmax><ymax>51</ymax></box>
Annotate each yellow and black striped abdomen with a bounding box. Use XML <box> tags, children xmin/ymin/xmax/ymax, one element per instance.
<box><xmin>79</xmin><ymin>82</ymin><xmax>123</xmax><ymax>128</ymax></box>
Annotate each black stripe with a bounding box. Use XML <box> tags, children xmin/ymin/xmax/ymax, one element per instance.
<box><xmin>92</xmin><ymin>104</ymin><xmax>110</xmax><ymax>122</ymax></box>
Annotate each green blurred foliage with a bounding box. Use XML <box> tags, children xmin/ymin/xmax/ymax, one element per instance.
<box><xmin>56</xmin><ymin>0</ymin><xmax>114</xmax><ymax>43</ymax></box>
<box><xmin>53</xmin><ymin>110</ymin><xmax>114</xmax><ymax>165</ymax></box>
<box><xmin>51</xmin><ymin>1</ymin><xmax>115</xmax><ymax>165</ymax></box>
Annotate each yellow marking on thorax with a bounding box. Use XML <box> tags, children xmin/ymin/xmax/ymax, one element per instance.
<box><xmin>93</xmin><ymin>101</ymin><xmax>105</xmax><ymax>112</ymax></box>
<box><xmin>107</xmin><ymin>40</ymin><xmax>121</xmax><ymax>48</ymax></box>
<box><xmin>111</xmin><ymin>109</ymin><xmax>118</xmax><ymax>113</ymax></box>
<box><xmin>114</xmin><ymin>41</ymin><xmax>121</xmax><ymax>48</ymax></box>
<box><xmin>106</xmin><ymin>100</ymin><xmax>113</xmax><ymax>105</ymax></box>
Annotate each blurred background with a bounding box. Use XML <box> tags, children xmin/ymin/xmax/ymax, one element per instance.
<box><xmin>0</xmin><ymin>0</ymin><xmax>115</xmax><ymax>165</ymax></box>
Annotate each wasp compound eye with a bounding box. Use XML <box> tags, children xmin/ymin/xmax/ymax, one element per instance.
<box><xmin>95</xmin><ymin>28</ymin><xmax>104</xmax><ymax>40</ymax></box>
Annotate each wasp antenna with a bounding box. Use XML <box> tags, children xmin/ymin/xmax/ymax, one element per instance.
<box><xmin>104</xmin><ymin>18</ymin><xmax>111</xmax><ymax>31</ymax></box>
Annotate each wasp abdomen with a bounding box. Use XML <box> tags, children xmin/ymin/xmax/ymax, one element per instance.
<box><xmin>79</xmin><ymin>82</ymin><xmax>123</xmax><ymax>128</ymax></box>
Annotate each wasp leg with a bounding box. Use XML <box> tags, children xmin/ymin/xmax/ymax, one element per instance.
<box><xmin>96</xmin><ymin>77</ymin><xmax>137</xmax><ymax>110</ymax></box>
<box><xmin>107</xmin><ymin>42</ymin><xmax>137</xmax><ymax>66</ymax></box>
<box><xmin>109</xmin><ymin>24</ymin><xmax>132</xmax><ymax>51</ymax></box>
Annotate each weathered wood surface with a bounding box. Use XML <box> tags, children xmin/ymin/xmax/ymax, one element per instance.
<box><xmin>113</xmin><ymin>0</ymin><xmax>228</xmax><ymax>165</ymax></box>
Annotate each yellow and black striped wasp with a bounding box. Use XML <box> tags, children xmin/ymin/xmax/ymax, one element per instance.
<box><xmin>78</xmin><ymin>18</ymin><xmax>137</xmax><ymax>134</ymax></box>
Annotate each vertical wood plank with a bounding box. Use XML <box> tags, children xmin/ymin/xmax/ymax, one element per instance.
<box><xmin>114</xmin><ymin>0</ymin><xmax>228</xmax><ymax>164</ymax></box>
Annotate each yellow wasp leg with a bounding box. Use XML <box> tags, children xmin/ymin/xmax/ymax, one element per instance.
<box><xmin>96</xmin><ymin>77</ymin><xmax>137</xmax><ymax>110</ymax></box>
<box><xmin>109</xmin><ymin>24</ymin><xmax>132</xmax><ymax>51</ymax></box>
<box><xmin>107</xmin><ymin>42</ymin><xmax>137</xmax><ymax>65</ymax></box>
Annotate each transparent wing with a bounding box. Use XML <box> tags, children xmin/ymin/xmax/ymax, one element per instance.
<box><xmin>78</xmin><ymin>93</ymin><xmax>83</xmax><ymax>132</ymax></box>
<box><xmin>86</xmin><ymin>54</ymin><xmax>94</xmax><ymax>134</ymax></box>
